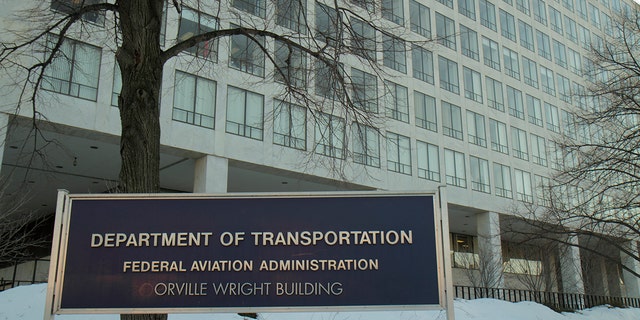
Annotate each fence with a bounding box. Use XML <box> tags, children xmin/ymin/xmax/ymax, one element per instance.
<box><xmin>0</xmin><ymin>259</ymin><xmax>49</xmax><ymax>291</ymax></box>
<box><xmin>454</xmin><ymin>285</ymin><xmax>640</xmax><ymax>311</ymax></box>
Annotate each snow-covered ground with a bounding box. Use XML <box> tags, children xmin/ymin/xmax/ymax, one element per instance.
<box><xmin>2</xmin><ymin>284</ymin><xmax>640</xmax><ymax>320</ymax></box>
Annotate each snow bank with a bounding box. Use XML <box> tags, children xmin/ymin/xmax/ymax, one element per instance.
<box><xmin>2</xmin><ymin>284</ymin><xmax>640</xmax><ymax>320</ymax></box>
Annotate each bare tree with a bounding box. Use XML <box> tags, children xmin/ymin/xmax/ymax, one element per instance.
<box><xmin>505</xmin><ymin>8</ymin><xmax>640</xmax><ymax>296</ymax></box>
<box><xmin>456</xmin><ymin>242</ymin><xmax>504</xmax><ymax>291</ymax></box>
<box><xmin>0</xmin><ymin>0</ymin><xmax>436</xmax><ymax>319</ymax></box>
<box><xmin>0</xmin><ymin>181</ymin><xmax>50</xmax><ymax>267</ymax></box>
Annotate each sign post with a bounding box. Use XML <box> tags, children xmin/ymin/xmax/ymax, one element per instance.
<box><xmin>45</xmin><ymin>191</ymin><xmax>452</xmax><ymax>318</ymax></box>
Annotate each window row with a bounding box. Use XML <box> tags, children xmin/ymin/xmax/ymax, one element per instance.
<box><xmin>43</xmin><ymin>35</ymin><xmax>589</xmax><ymax>153</ymax></box>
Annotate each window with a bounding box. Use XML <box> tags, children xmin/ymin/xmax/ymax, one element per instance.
<box><xmin>518</xmin><ymin>20</ymin><xmax>535</xmax><ymax>51</ymax></box>
<box><xmin>552</xmin><ymin>39</ymin><xmax>567</xmax><ymax>68</ymax></box>
<box><xmin>315</xmin><ymin>2</ymin><xmax>341</xmax><ymax>45</ymax></box>
<box><xmin>467</xmin><ymin>111</ymin><xmax>487</xmax><ymax>147</ymax></box>
<box><xmin>562</xmin><ymin>109</ymin><xmax>576</xmax><ymax>139</ymax></box>
<box><xmin>451</xmin><ymin>233</ymin><xmax>478</xmax><ymax>268</ymax></box>
<box><xmin>470</xmin><ymin>156</ymin><xmax>491</xmax><ymax>193</ymax></box>
<box><xmin>442</xmin><ymin>101</ymin><xmax>464</xmax><ymax>140</ymax></box>
<box><xmin>548</xmin><ymin>140</ymin><xmax>563</xmax><ymax>170</ymax></box>
<box><xmin>526</xmin><ymin>94</ymin><xmax>544</xmax><ymax>126</ymax></box>
<box><xmin>516</xmin><ymin>0</ymin><xmax>530</xmax><ymax>15</ymax></box>
<box><xmin>315</xmin><ymin>113</ymin><xmax>345</xmax><ymax>158</ymax></box>
<box><xmin>494</xmin><ymin>163</ymin><xmax>513</xmax><ymax>198</ymax></box>
<box><xmin>112</xmin><ymin>63</ymin><xmax>121</xmax><ymax>106</ymax></box>
<box><xmin>486</xmin><ymin>77</ymin><xmax>505</xmax><ymax>112</ymax></box>
<box><xmin>385</xmin><ymin>80</ymin><xmax>410</xmax><ymax>122</ymax></box>
<box><xmin>226</xmin><ymin>86</ymin><xmax>264</xmax><ymax>140</ymax></box>
<box><xmin>506</xmin><ymin>86</ymin><xmax>524</xmax><ymax>120</ymax></box>
<box><xmin>230</xmin><ymin>25</ymin><xmax>265</xmax><ymax>77</ymax></box>
<box><xmin>591</xmin><ymin>34</ymin><xmax>603</xmax><ymax>52</ymax></box>
<box><xmin>445</xmin><ymin>149</ymin><xmax>467</xmax><ymax>188</ymax></box>
<box><xmin>463</xmin><ymin>67</ymin><xmax>483</xmax><ymax>103</ymax></box>
<box><xmin>352</xmin><ymin>68</ymin><xmax>378</xmax><ymax>112</ymax></box>
<box><xmin>540</xmin><ymin>66</ymin><xmax>555</xmax><ymax>96</ymax></box>
<box><xmin>415</xmin><ymin>91</ymin><xmax>437</xmax><ymax>132</ymax></box>
<box><xmin>565</xmin><ymin>23</ymin><xmax>584</xmax><ymax>49</ymax></box>
<box><xmin>274</xmin><ymin>100</ymin><xmax>306</xmax><ymax>150</ymax></box>
<box><xmin>573</xmin><ymin>81</ymin><xmax>586</xmax><ymax>109</ymax></box>
<box><xmin>274</xmin><ymin>40</ymin><xmax>307</xmax><ymax>87</ymax></box>
<box><xmin>563</xmin><ymin>0</ymin><xmax>574</xmax><ymax>10</ymax></box>
<box><xmin>172</xmin><ymin>71</ymin><xmax>216</xmax><ymax>129</ymax></box>
<box><xmin>522</xmin><ymin>56</ymin><xmax>538</xmax><ymax>88</ymax></box>
<box><xmin>576</xmin><ymin>0</ymin><xmax>588</xmax><ymax>20</ymax></box>
<box><xmin>535</xmin><ymin>175</ymin><xmax>552</xmax><ymax>206</ymax></box>
<box><xmin>578</xmin><ymin>24</ymin><xmax>590</xmax><ymax>49</ymax></box>
<box><xmin>459</xmin><ymin>0</ymin><xmax>477</xmax><ymax>20</ymax></box>
<box><xmin>545</xmin><ymin>102</ymin><xmax>560</xmax><ymax>132</ymax></box>
<box><xmin>511</xmin><ymin>126</ymin><xmax>529</xmax><ymax>160</ymax></box>
<box><xmin>611</xmin><ymin>0</ymin><xmax>621</xmax><ymax>11</ymax></box>
<box><xmin>383</xmin><ymin>0</ymin><xmax>405</xmax><ymax>25</ymax></box>
<box><xmin>530</xmin><ymin>134</ymin><xmax>547</xmax><ymax>166</ymax></box>
<box><xmin>514</xmin><ymin>169</ymin><xmax>533</xmax><ymax>202</ymax></box>
<box><xmin>232</xmin><ymin>0</ymin><xmax>266</xmax><ymax>17</ymax></box>
<box><xmin>438</xmin><ymin>56</ymin><xmax>460</xmax><ymax>94</ymax></box>
<box><xmin>549</xmin><ymin>5</ymin><xmax>563</xmax><ymax>34</ymax></box>
<box><xmin>42</xmin><ymin>35</ymin><xmax>101</xmax><ymax>101</ymax></box>
<box><xmin>503</xmin><ymin>47</ymin><xmax>520</xmax><ymax>79</ymax></box>
<box><xmin>315</xmin><ymin>60</ymin><xmax>344</xmax><ymax>99</ymax></box>
<box><xmin>437</xmin><ymin>0</ymin><xmax>454</xmax><ymax>9</ymax></box>
<box><xmin>417</xmin><ymin>141</ymin><xmax>440</xmax><ymax>181</ymax></box>
<box><xmin>602</xmin><ymin>13</ymin><xmax>613</xmax><ymax>36</ymax></box>
<box><xmin>436</xmin><ymin>13</ymin><xmax>456</xmax><ymax>50</ymax></box>
<box><xmin>536</xmin><ymin>30</ymin><xmax>551</xmax><ymax>60</ymax></box>
<box><xmin>480</xmin><ymin>0</ymin><xmax>498</xmax><ymax>31</ymax></box>
<box><xmin>460</xmin><ymin>25</ymin><xmax>480</xmax><ymax>61</ymax></box>
<box><xmin>533</xmin><ymin>0</ymin><xmax>547</xmax><ymax>24</ymax></box>
<box><xmin>567</xmin><ymin>48</ymin><xmax>582</xmax><ymax>75</ymax></box>
<box><xmin>51</xmin><ymin>0</ymin><xmax>104</xmax><ymax>24</ymax></box>
<box><xmin>352</xmin><ymin>0</ymin><xmax>376</xmax><ymax>11</ymax></box>
<box><xmin>482</xmin><ymin>37</ymin><xmax>501</xmax><ymax>70</ymax></box>
<box><xmin>387</xmin><ymin>132</ymin><xmax>412</xmax><ymax>174</ymax></box>
<box><xmin>490</xmin><ymin>119</ymin><xmax>509</xmax><ymax>154</ymax></box>
<box><xmin>410</xmin><ymin>0</ymin><xmax>432</xmax><ymax>38</ymax></box>
<box><xmin>500</xmin><ymin>9</ymin><xmax>517</xmax><ymax>42</ymax></box>
<box><xmin>557</xmin><ymin>74</ymin><xmax>571</xmax><ymax>103</ymax></box>
<box><xmin>383</xmin><ymin>34</ymin><xmax>407</xmax><ymax>73</ymax></box>
<box><xmin>276</xmin><ymin>0</ymin><xmax>306</xmax><ymax>33</ymax></box>
<box><xmin>178</xmin><ymin>7</ymin><xmax>218</xmax><ymax>60</ymax></box>
<box><xmin>412</xmin><ymin>45</ymin><xmax>434</xmax><ymax>84</ymax></box>
<box><xmin>352</xmin><ymin>123</ymin><xmax>380</xmax><ymax>167</ymax></box>
<box><xmin>350</xmin><ymin>18</ymin><xmax>377</xmax><ymax>60</ymax></box>
<box><xmin>589</xmin><ymin>3</ymin><xmax>600</xmax><ymax>28</ymax></box>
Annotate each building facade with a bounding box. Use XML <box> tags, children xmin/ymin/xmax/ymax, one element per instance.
<box><xmin>1</xmin><ymin>0</ymin><xmax>639</xmax><ymax>297</ymax></box>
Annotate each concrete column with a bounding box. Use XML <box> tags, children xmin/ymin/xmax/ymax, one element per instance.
<box><xmin>0</xmin><ymin>113</ymin><xmax>9</xmax><ymax>173</ymax></box>
<box><xmin>193</xmin><ymin>155</ymin><xmax>228</xmax><ymax>193</ymax></box>
<box><xmin>621</xmin><ymin>241</ymin><xmax>640</xmax><ymax>298</ymax></box>
<box><xmin>559</xmin><ymin>235</ymin><xmax>585</xmax><ymax>294</ymax></box>
<box><xmin>477</xmin><ymin>211</ymin><xmax>504</xmax><ymax>288</ymax></box>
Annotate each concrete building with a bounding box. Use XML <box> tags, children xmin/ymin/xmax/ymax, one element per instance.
<box><xmin>1</xmin><ymin>0</ymin><xmax>639</xmax><ymax>298</ymax></box>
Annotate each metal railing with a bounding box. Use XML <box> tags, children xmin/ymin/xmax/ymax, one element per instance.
<box><xmin>454</xmin><ymin>285</ymin><xmax>640</xmax><ymax>311</ymax></box>
<box><xmin>0</xmin><ymin>259</ymin><xmax>50</xmax><ymax>292</ymax></box>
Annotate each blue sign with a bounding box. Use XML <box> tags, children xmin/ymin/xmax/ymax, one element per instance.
<box><xmin>55</xmin><ymin>193</ymin><xmax>441</xmax><ymax>312</ymax></box>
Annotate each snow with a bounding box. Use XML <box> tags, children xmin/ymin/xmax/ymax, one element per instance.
<box><xmin>2</xmin><ymin>284</ymin><xmax>640</xmax><ymax>320</ymax></box>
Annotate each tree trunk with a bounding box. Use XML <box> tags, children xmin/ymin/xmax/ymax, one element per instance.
<box><xmin>116</xmin><ymin>1</ymin><xmax>165</xmax><ymax>319</ymax></box>
<box><xmin>116</xmin><ymin>0</ymin><xmax>164</xmax><ymax>194</ymax></box>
